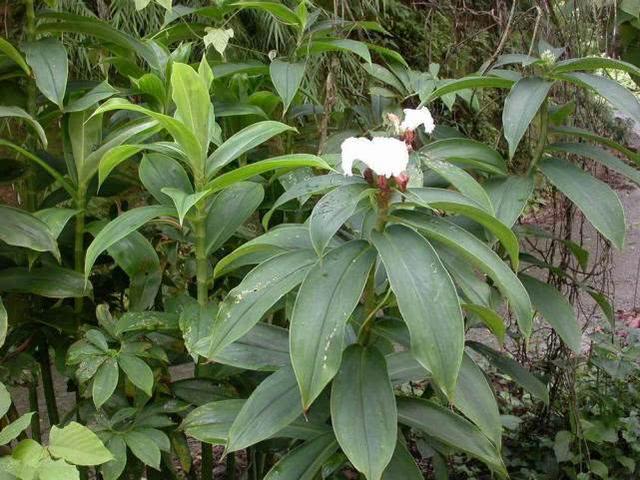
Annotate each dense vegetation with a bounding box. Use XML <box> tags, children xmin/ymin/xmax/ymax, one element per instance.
<box><xmin>0</xmin><ymin>1</ymin><xmax>639</xmax><ymax>479</ymax></box>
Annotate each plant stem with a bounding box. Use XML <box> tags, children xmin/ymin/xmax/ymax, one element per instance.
<box><xmin>74</xmin><ymin>189</ymin><xmax>87</xmax><ymax>315</ymax></box>
<box><xmin>227</xmin><ymin>451</ymin><xmax>236</xmax><ymax>480</ymax></box>
<box><xmin>27</xmin><ymin>382</ymin><xmax>41</xmax><ymax>442</ymax></box>
<box><xmin>39</xmin><ymin>342</ymin><xmax>60</xmax><ymax>426</ymax></box>
<box><xmin>527</xmin><ymin>98</ymin><xmax>549</xmax><ymax>175</ymax></box>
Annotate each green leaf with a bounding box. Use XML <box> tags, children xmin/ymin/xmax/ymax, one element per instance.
<box><xmin>491</xmin><ymin>53</ymin><xmax>540</xmax><ymax>68</ymax></box>
<box><xmin>303</xmin><ymin>39</ymin><xmax>371</xmax><ymax>63</ymax></box>
<box><xmin>455</xmin><ymin>353</ymin><xmax>502</xmax><ymax>447</ymax></box>
<box><xmin>546</xmin><ymin>142</ymin><xmax>640</xmax><ymax>185</ymax></box>
<box><xmin>519</xmin><ymin>275</ymin><xmax>581</xmax><ymax>353</ymax></box>
<box><xmin>263</xmin><ymin>432</ymin><xmax>339</xmax><ymax>480</ymax></box>
<box><xmin>205</xmin><ymin>154</ymin><xmax>330</xmax><ymax>195</ymax></box>
<box><xmin>93</xmin><ymin>357</ymin><xmax>119</xmax><ymax>409</ymax></box>
<box><xmin>65</xmin><ymin>81</ymin><xmax>118</xmax><ymax>113</ymax></box>
<box><xmin>118</xmin><ymin>354</ymin><xmax>154</xmax><ymax>396</ymax></box>
<box><xmin>205</xmin><ymin>182</ymin><xmax>264</xmax><ymax>254</ymax></box>
<box><xmin>427</xmin><ymin>75</ymin><xmax>514</xmax><ymax>102</ymax></box>
<box><xmin>37</xmin><ymin>458</ymin><xmax>80</xmax><ymax>480</ymax></box>
<box><xmin>462</xmin><ymin>304</ymin><xmax>506</xmax><ymax>344</ymax></box>
<box><xmin>98</xmin><ymin>145</ymin><xmax>145</xmax><ymax>187</ymax></box>
<box><xmin>204</xmin><ymin>27</ymin><xmax>234</xmax><ymax>55</ymax></box>
<box><xmin>84</xmin><ymin>205</ymin><xmax>175</xmax><ymax>279</ymax></box>
<box><xmin>161</xmin><ymin>188</ymin><xmax>208</xmax><ymax>225</ymax></box>
<box><xmin>213</xmin><ymin>323</ymin><xmax>290</xmax><ymax>371</ymax></box>
<box><xmin>115</xmin><ymin>311</ymin><xmax>178</xmax><ymax>335</ymax></box>
<box><xmin>397</xmin><ymin>398</ymin><xmax>506</xmax><ymax>476</ymax></box>
<box><xmin>171</xmin><ymin>62</ymin><xmax>212</xmax><ymax>169</ymax></box>
<box><xmin>124</xmin><ymin>430</ymin><xmax>160</xmax><ymax>469</ymax></box>
<box><xmin>291</xmin><ymin>241</ymin><xmax>376</xmax><ymax>408</ymax></box>
<box><xmin>101</xmin><ymin>436</ymin><xmax>126</xmax><ymax>480</ymax></box>
<box><xmin>420</xmin><ymin>138</ymin><xmax>506</xmax><ymax>174</ymax></box>
<box><xmin>0</xmin><ymin>106</ymin><xmax>47</xmax><ymax>147</ymax></box>
<box><xmin>422</xmin><ymin>158</ymin><xmax>493</xmax><ymax>213</ymax></box>
<box><xmin>503</xmin><ymin>77</ymin><xmax>553</xmax><ymax>158</ymax></box>
<box><xmin>139</xmin><ymin>153</ymin><xmax>193</xmax><ymax>206</ymax></box>
<box><xmin>49</xmin><ymin>421</ymin><xmax>113</xmax><ymax>465</ymax></box>
<box><xmin>33</xmin><ymin>208</ymin><xmax>77</xmax><ymax>240</ymax></box>
<box><xmin>553</xmin><ymin>56</ymin><xmax>640</xmax><ymax>77</ymax></box>
<box><xmin>231</xmin><ymin>1</ymin><xmax>300</xmax><ymax>25</ymax></box>
<box><xmin>226</xmin><ymin>366</ymin><xmax>302</xmax><ymax>452</ymax></box>
<box><xmin>484</xmin><ymin>175</ymin><xmax>534</xmax><ymax>228</ymax></box>
<box><xmin>405</xmin><ymin>188</ymin><xmax>519</xmax><ymax>268</ymax></box>
<box><xmin>0</xmin><ymin>297</ymin><xmax>6</xmax><ymax>349</ymax></box>
<box><xmin>309</xmin><ymin>183</ymin><xmax>370</xmax><ymax>255</ymax></box>
<box><xmin>538</xmin><ymin>157</ymin><xmax>626</xmax><ymax>249</ymax></box>
<box><xmin>371</xmin><ymin>224</ymin><xmax>464</xmax><ymax>398</ymax></box>
<box><xmin>214</xmin><ymin>224</ymin><xmax>315</xmax><ymax>278</ymax></box>
<box><xmin>0</xmin><ymin>37</ymin><xmax>30</xmax><ymax>73</ymax></box>
<box><xmin>331</xmin><ymin>345</ymin><xmax>397</xmax><ymax>480</ymax></box>
<box><xmin>68</xmin><ymin>109</ymin><xmax>103</xmax><ymax>185</ymax></box>
<box><xmin>0</xmin><ymin>267</ymin><xmax>90</xmax><ymax>298</ymax></box>
<box><xmin>93</xmin><ymin>98</ymin><xmax>202</xmax><ymax>171</ymax></box>
<box><xmin>180</xmin><ymin>303</ymin><xmax>215</xmax><ymax>361</ymax></box>
<box><xmin>386</xmin><ymin>351</ymin><xmax>429</xmax><ymax>385</ymax></box>
<box><xmin>0</xmin><ymin>205</ymin><xmax>59</xmax><ymax>259</ymax></box>
<box><xmin>560</xmin><ymin>72</ymin><xmax>640</xmax><ymax>124</ymax></box>
<box><xmin>550</xmin><ymin>125</ymin><xmax>639</xmax><ymax>164</ymax></box>
<box><xmin>394</xmin><ymin>211</ymin><xmax>534</xmax><ymax>337</ymax></box>
<box><xmin>181</xmin><ymin>399</ymin><xmax>245</xmax><ymax>444</ymax></box>
<box><xmin>207</xmin><ymin>249</ymin><xmax>317</xmax><ymax>358</ymax></box>
<box><xmin>206</xmin><ymin>121</ymin><xmax>295</xmax><ymax>176</ymax></box>
<box><xmin>382</xmin><ymin>440</ymin><xmax>423</xmax><ymax>480</ymax></box>
<box><xmin>0</xmin><ymin>412</ymin><xmax>33</xmax><ymax>445</ymax></box>
<box><xmin>22</xmin><ymin>38</ymin><xmax>68</xmax><ymax>109</ymax></box>
<box><xmin>468</xmin><ymin>341</ymin><xmax>549</xmax><ymax>404</ymax></box>
<box><xmin>270</xmin><ymin>60</ymin><xmax>306</xmax><ymax>113</ymax></box>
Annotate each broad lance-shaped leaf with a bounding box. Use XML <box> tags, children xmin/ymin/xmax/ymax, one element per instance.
<box><xmin>552</xmin><ymin>56</ymin><xmax>640</xmax><ymax>78</ymax></box>
<box><xmin>394</xmin><ymin>211</ymin><xmax>534</xmax><ymax>338</ymax></box>
<box><xmin>204</xmin><ymin>154</ymin><xmax>330</xmax><ymax>195</ymax></box>
<box><xmin>406</xmin><ymin>188</ymin><xmax>519</xmax><ymax>268</ymax></box>
<box><xmin>468</xmin><ymin>341</ymin><xmax>549</xmax><ymax>404</ymax></box>
<box><xmin>0</xmin><ymin>106</ymin><xmax>47</xmax><ymax>147</ymax></box>
<box><xmin>226</xmin><ymin>366</ymin><xmax>302</xmax><ymax>452</ymax></box>
<box><xmin>101</xmin><ymin>436</ymin><xmax>126</xmax><ymax>480</ymax></box>
<box><xmin>420</xmin><ymin>138</ymin><xmax>506</xmax><ymax>174</ymax></box>
<box><xmin>382</xmin><ymin>440</ymin><xmax>423</xmax><ymax>480</ymax></box>
<box><xmin>263</xmin><ymin>432</ymin><xmax>339</xmax><ymax>480</ymax></box>
<box><xmin>206</xmin><ymin>120</ymin><xmax>295</xmax><ymax>177</ymax></box>
<box><xmin>303</xmin><ymin>39</ymin><xmax>371</xmax><ymax>63</ymax></box>
<box><xmin>519</xmin><ymin>274</ymin><xmax>582</xmax><ymax>353</ymax></box>
<box><xmin>207</xmin><ymin>250</ymin><xmax>318</xmax><ymax>358</ymax></box>
<box><xmin>538</xmin><ymin>157</ymin><xmax>626</xmax><ymax>249</ymax></box>
<box><xmin>0</xmin><ymin>37</ymin><xmax>29</xmax><ymax>73</ymax></box>
<box><xmin>93</xmin><ymin>357</ymin><xmax>119</xmax><ymax>409</ymax></box>
<box><xmin>161</xmin><ymin>188</ymin><xmax>209</xmax><ymax>225</ymax></box>
<box><xmin>0</xmin><ymin>412</ymin><xmax>33</xmax><ymax>445</ymax></box>
<box><xmin>371</xmin><ymin>225</ymin><xmax>464</xmax><ymax>398</ymax></box>
<box><xmin>22</xmin><ymin>38</ymin><xmax>68</xmax><ymax>109</ymax></box>
<box><xmin>546</xmin><ymin>142</ymin><xmax>640</xmax><ymax>186</ymax></box>
<box><xmin>0</xmin><ymin>205</ymin><xmax>59</xmax><ymax>259</ymax></box>
<box><xmin>309</xmin><ymin>183</ymin><xmax>371</xmax><ymax>255</ymax></box>
<box><xmin>502</xmin><ymin>77</ymin><xmax>553</xmax><ymax>158</ymax></box>
<box><xmin>484</xmin><ymin>175</ymin><xmax>534</xmax><ymax>228</ymax></box>
<box><xmin>205</xmin><ymin>182</ymin><xmax>264</xmax><ymax>255</ymax></box>
<box><xmin>182</xmin><ymin>399</ymin><xmax>245</xmax><ymax>445</ymax></box>
<box><xmin>124</xmin><ymin>430</ymin><xmax>160</xmax><ymax>470</ymax></box>
<box><xmin>48</xmin><ymin>422</ymin><xmax>113</xmax><ymax>465</ymax></box>
<box><xmin>560</xmin><ymin>72</ymin><xmax>640</xmax><ymax>124</ymax></box>
<box><xmin>331</xmin><ymin>345</ymin><xmax>397</xmax><ymax>480</ymax></box>
<box><xmin>65</xmin><ymin>80</ymin><xmax>118</xmax><ymax>113</ymax></box>
<box><xmin>118</xmin><ymin>353</ymin><xmax>153</xmax><ymax>396</ymax></box>
<box><xmin>85</xmin><ymin>205</ymin><xmax>176</xmax><ymax>279</ymax></box>
<box><xmin>396</xmin><ymin>398</ymin><xmax>506</xmax><ymax>476</ymax></box>
<box><xmin>291</xmin><ymin>241</ymin><xmax>376</xmax><ymax>409</ymax></box>
<box><xmin>0</xmin><ymin>267</ymin><xmax>91</xmax><ymax>299</ymax></box>
<box><xmin>456</xmin><ymin>353</ymin><xmax>502</xmax><ymax>448</ymax></box>
<box><xmin>68</xmin><ymin>109</ymin><xmax>103</xmax><ymax>186</ymax></box>
<box><xmin>549</xmin><ymin>125</ymin><xmax>638</xmax><ymax>164</ymax></box>
<box><xmin>139</xmin><ymin>153</ymin><xmax>193</xmax><ymax>206</ymax></box>
<box><xmin>270</xmin><ymin>59</ymin><xmax>305</xmax><ymax>113</ymax></box>
<box><xmin>426</xmin><ymin>75</ymin><xmax>515</xmax><ymax>102</ymax></box>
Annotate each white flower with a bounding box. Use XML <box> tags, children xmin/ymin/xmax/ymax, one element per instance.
<box><xmin>400</xmin><ymin>107</ymin><xmax>435</xmax><ymax>133</ymax></box>
<box><xmin>340</xmin><ymin>136</ymin><xmax>409</xmax><ymax>178</ymax></box>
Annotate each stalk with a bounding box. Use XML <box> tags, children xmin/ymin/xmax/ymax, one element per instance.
<box><xmin>74</xmin><ymin>187</ymin><xmax>87</xmax><ymax>314</ymax></box>
<box><xmin>527</xmin><ymin>99</ymin><xmax>549</xmax><ymax>175</ymax></box>
<box><xmin>39</xmin><ymin>342</ymin><xmax>60</xmax><ymax>426</ymax></box>
<box><xmin>193</xmin><ymin>171</ymin><xmax>214</xmax><ymax>480</ymax></box>
<box><xmin>27</xmin><ymin>382</ymin><xmax>41</xmax><ymax>442</ymax></box>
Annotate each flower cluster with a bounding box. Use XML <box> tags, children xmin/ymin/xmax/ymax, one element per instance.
<box><xmin>340</xmin><ymin>107</ymin><xmax>435</xmax><ymax>181</ymax></box>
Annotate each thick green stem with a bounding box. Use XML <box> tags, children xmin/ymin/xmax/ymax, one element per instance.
<box><xmin>74</xmin><ymin>189</ymin><xmax>87</xmax><ymax>315</ymax></box>
<box><xmin>28</xmin><ymin>382</ymin><xmax>41</xmax><ymax>442</ymax></box>
<box><xmin>39</xmin><ymin>342</ymin><xmax>60</xmax><ymax>426</ymax></box>
<box><xmin>527</xmin><ymin>99</ymin><xmax>549</xmax><ymax>175</ymax></box>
